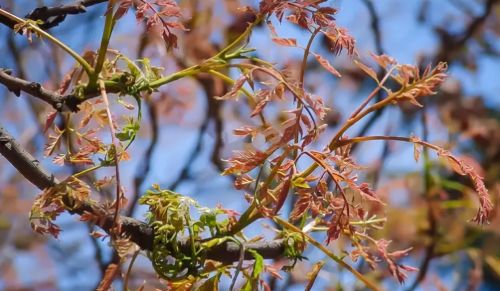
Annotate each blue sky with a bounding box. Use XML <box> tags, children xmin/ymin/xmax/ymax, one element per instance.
<box><xmin>0</xmin><ymin>0</ymin><xmax>499</xmax><ymax>290</ymax></box>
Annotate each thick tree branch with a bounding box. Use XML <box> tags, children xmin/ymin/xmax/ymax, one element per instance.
<box><xmin>0</xmin><ymin>69</ymin><xmax>71</xmax><ymax>111</ymax></box>
<box><xmin>0</xmin><ymin>68</ymin><xmax>120</xmax><ymax>112</ymax></box>
<box><xmin>0</xmin><ymin>125</ymin><xmax>285</xmax><ymax>263</ymax></box>
<box><xmin>0</xmin><ymin>125</ymin><xmax>55</xmax><ymax>190</ymax></box>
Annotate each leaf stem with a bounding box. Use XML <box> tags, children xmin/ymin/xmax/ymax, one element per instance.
<box><xmin>123</xmin><ymin>250</ymin><xmax>140</xmax><ymax>291</ymax></box>
<box><xmin>73</xmin><ymin>164</ymin><xmax>104</xmax><ymax>178</ymax></box>
<box><xmin>91</xmin><ymin>0</ymin><xmax>117</xmax><ymax>85</ymax></box>
<box><xmin>214</xmin><ymin>15</ymin><xmax>262</xmax><ymax>59</ymax></box>
<box><xmin>0</xmin><ymin>8</ymin><xmax>94</xmax><ymax>76</ymax></box>
<box><xmin>145</xmin><ymin>66</ymin><xmax>201</xmax><ymax>89</ymax></box>
<box><xmin>99</xmin><ymin>79</ymin><xmax>122</xmax><ymax>228</ymax></box>
<box><xmin>299</xmin><ymin>27</ymin><xmax>321</xmax><ymax>88</ymax></box>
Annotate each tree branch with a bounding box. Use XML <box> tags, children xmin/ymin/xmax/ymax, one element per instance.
<box><xmin>0</xmin><ymin>69</ymin><xmax>71</xmax><ymax>111</ymax></box>
<box><xmin>0</xmin><ymin>68</ymin><xmax>120</xmax><ymax>112</ymax></box>
<box><xmin>0</xmin><ymin>125</ymin><xmax>286</xmax><ymax>263</ymax></box>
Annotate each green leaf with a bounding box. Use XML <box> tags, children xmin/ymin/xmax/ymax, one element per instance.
<box><xmin>115</xmin><ymin>118</ymin><xmax>139</xmax><ymax>142</ymax></box>
<box><xmin>119</xmin><ymin>55</ymin><xmax>143</xmax><ymax>79</ymax></box>
<box><xmin>242</xmin><ymin>249</ymin><xmax>264</xmax><ymax>291</ymax></box>
<box><xmin>292</xmin><ymin>175</ymin><xmax>310</xmax><ymax>189</ymax></box>
<box><xmin>201</xmin><ymin>237</ymin><xmax>228</xmax><ymax>249</ymax></box>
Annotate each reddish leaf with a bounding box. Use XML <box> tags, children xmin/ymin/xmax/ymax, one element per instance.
<box><xmin>266</xmin><ymin>20</ymin><xmax>278</xmax><ymax>38</ymax></box>
<box><xmin>313</xmin><ymin>53</ymin><xmax>341</xmax><ymax>77</ymax></box>
<box><xmin>233</xmin><ymin>126</ymin><xmax>258</xmax><ymax>138</ymax></box>
<box><xmin>290</xmin><ymin>191</ymin><xmax>312</xmax><ymax>221</ymax></box>
<box><xmin>371</xmin><ymin>53</ymin><xmax>397</xmax><ymax>69</ymax></box>
<box><xmin>44</xmin><ymin>111</ymin><xmax>57</xmax><ymax>133</ymax></box>
<box><xmin>57</xmin><ymin>68</ymin><xmax>76</xmax><ymax>95</ymax></box>
<box><xmin>215</xmin><ymin>75</ymin><xmax>246</xmax><ymax>100</ymax></box>
<box><xmin>272</xmin><ymin>37</ymin><xmax>297</xmax><ymax>47</ymax></box>
<box><xmin>222</xmin><ymin>149</ymin><xmax>270</xmax><ymax>175</ymax></box>
<box><xmin>44</xmin><ymin>127</ymin><xmax>65</xmax><ymax>157</ymax></box>
<box><xmin>251</xmin><ymin>97</ymin><xmax>270</xmax><ymax>117</ymax></box>
<box><xmin>114</xmin><ymin>0</ymin><xmax>133</xmax><ymax>20</ymax></box>
<box><xmin>354</xmin><ymin>60</ymin><xmax>378</xmax><ymax>82</ymax></box>
<box><xmin>273</xmin><ymin>169</ymin><xmax>293</xmax><ymax>214</ymax></box>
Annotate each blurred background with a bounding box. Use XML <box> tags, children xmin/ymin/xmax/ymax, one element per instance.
<box><xmin>0</xmin><ymin>0</ymin><xmax>499</xmax><ymax>290</ymax></box>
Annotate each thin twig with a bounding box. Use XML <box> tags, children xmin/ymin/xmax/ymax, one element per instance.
<box><xmin>98</xmin><ymin>79</ymin><xmax>122</xmax><ymax>230</ymax></box>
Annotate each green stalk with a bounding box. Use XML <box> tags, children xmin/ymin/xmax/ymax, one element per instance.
<box><xmin>143</xmin><ymin>16</ymin><xmax>263</xmax><ymax>92</ymax></box>
<box><xmin>73</xmin><ymin>164</ymin><xmax>104</xmax><ymax>178</ymax></box>
<box><xmin>146</xmin><ymin>66</ymin><xmax>202</xmax><ymax>90</ymax></box>
<box><xmin>91</xmin><ymin>0</ymin><xmax>117</xmax><ymax>85</ymax></box>
<box><xmin>123</xmin><ymin>250</ymin><xmax>140</xmax><ymax>291</ymax></box>
<box><xmin>0</xmin><ymin>8</ymin><xmax>94</xmax><ymax>76</ymax></box>
<box><xmin>214</xmin><ymin>15</ymin><xmax>262</xmax><ymax>59</ymax></box>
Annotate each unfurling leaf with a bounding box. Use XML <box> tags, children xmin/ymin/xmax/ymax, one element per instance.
<box><xmin>411</xmin><ymin>136</ymin><xmax>422</xmax><ymax>162</ymax></box>
<box><xmin>44</xmin><ymin>126</ymin><xmax>65</xmax><ymax>157</ymax></box>
<box><xmin>44</xmin><ymin>111</ymin><xmax>57</xmax><ymax>133</ymax></box>
<box><xmin>243</xmin><ymin>250</ymin><xmax>264</xmax><ymax>291</ymax></box>
<box><xmin>272</xmin><ymin>37</ymin><xmax>297</xmax><ymax>47</ymax></box>
<box><xmin>437</xmin><ymin>149</ymin><xmax>493</xmax><ymax>224</ymax></box>
<box><xmin>222</xmin><ymin>149</ymin><xmax>270</xmax><ymax>175</ymax></box>
<box><xmin>313</xmin><ymin>53</ymin><xmax>341</xmax><ymax>77</ymax></box>
<box><xmin>215</xmin><ymin>75</ymin><xmax>246</xmax><ymax>100</ymax></box>
<box><xmin>354</xmin><ymin>60</ymin><xmax>378</xmax><ymax>82</ymax></box>
<box><xmin>114</xmin><ymin>0</ymin><xmax>133</xmax><ymax>20</ymax></box>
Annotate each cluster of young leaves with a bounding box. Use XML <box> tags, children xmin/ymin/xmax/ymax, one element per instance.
<box><xmin>138</xmin><ymin>185</ymin><xmax>239</xmax><ymax>282</ymax></box>
<box><xmin>30</xmin><ymin>176</ymin><xmax>91</xmax><ymax>238</ymax></box>
<box><xmin>262</xmin><ymin>0</ymin><xmax>355</xmax><ymax>57</ymax></box>
<box><xmin>12</xmin><ymin>19</ymin><xmax>44</xmax><ymax>42</ymax></box>
<box><xmin>116</xmin><ymin>0</ymin><xmax>186</xmax><ymax>50</ymax></box>
<box><xmin>36</xmin><ymin>50</ymin><xmax>170</xmax><ymax>234</ymax></box>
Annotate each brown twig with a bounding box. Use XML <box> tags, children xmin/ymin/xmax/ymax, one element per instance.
<box><xmin>0</xmin><ymin>68</ymin><xmax>114</xmax><ymax>112</ymax></box>
<box><xmin>0</xmin><ymin>68</ymin><xmax>73</xmax><ymax>111</ymax></box>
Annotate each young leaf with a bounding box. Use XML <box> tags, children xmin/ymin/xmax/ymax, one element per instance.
<box><xmin>272</xmin><ymin>37</ymin><xmax>297</xmax><ymax>47</ymax></box>
<box><xmin>44</xmin><ymin>111</ymin><xmax>57</xmax><ymax>133</ymax></box>
<box><xmin>242</xmin><ymin>250</ymin><xmax>264</xmax><ymax>291</ymax></box>
<box><xmin>313</xmin><ymin>53</ymin><xmax>341</xmax><ymax>77</ymax></box>
<box><xmin>354</xmin><ymin>60</ymin><xmax>378</xmax><ymax>82</ymax></box>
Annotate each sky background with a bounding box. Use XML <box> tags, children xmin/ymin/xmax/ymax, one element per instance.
<box><xmin>0</xmin><ymin>0</ymin><xmax>499</xmax><ymax>290</ymax></box>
